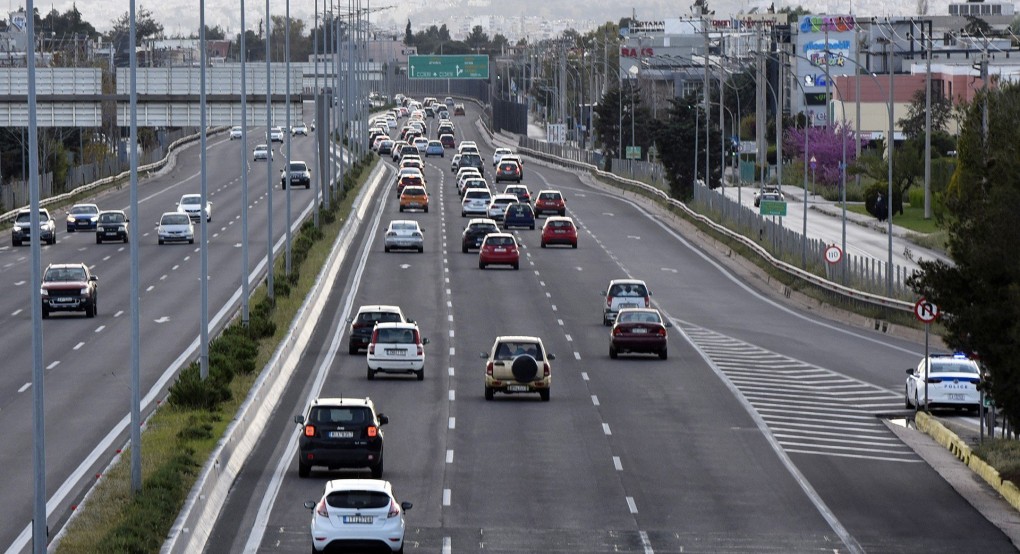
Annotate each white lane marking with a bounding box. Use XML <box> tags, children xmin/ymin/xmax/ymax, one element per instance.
<box><xmin>448</xmin><ymin>367</ymin><xmax>455</xmax><ymax>376</ymax></box>
<box><xmin>533</xmin><ymin>270</ymin><xmax>540</xmax><ymax>276</ymax></box>
<box><xmin>102</xmin><ymin>255</ymin><xmax>111</xmax><ymax>262</ymax></box>
<box><xmin>449</xmin><ymin>390</ymin><xmax>455</xmax><ymax>401</ymax></box>
<box><xmin>539</xmin><ymin>281</ymin><xmax>545</xmax><ymax>286</ymax></box>
<box><xmin>448</xmin><ymin>314</ymin><xmax>453</xmax><ymax>322</ymax></box>
<box><xmin>46</xmin><ymin>361</ymin><xmax>60</xmax><ymax>370</ymax></box>
<box><xmin>14</xmin><ymin>280</ymin><xmax>25</xmax><ymax>286</ymax></box>
<box><xmin>602</xmin><ymin>423</ymin><xmax>612</xmax><ymax>435</ymax></box>
<box><xmin>545</xmin><ymin>292</ymin><xmax>551</xmax><ymax>298</ymax></box>
<box><xmin>94</xmin><ymin>326</ymin><xmax>105</xmax><ymax>333</ymax></box>
<box><xmin>160</xmin><ymin>274</ymin><xmax>167</xmax><ymax>281</ymax></box>
<box><xmin>582</xmin><ymin>372</ymin><xmax>589</xmax><ymax>381</ymax></box>
<box><xmin>73</xmin><ymin>342</ymin><xmax>85</xmax><ymax>350</ymax></box>
<box><xmin>443</xmin><ymin>537</ymin><xmax>452</xmax><ymax>554</ymax></box>
<box><xmin>448</xmin><ymin>417</ymin><xmax>456</xmax><ymax>429</ymax></box>
<box><xmin>446</xmin><ymin>300</ymin><xmax>452</xmax><ymax>308</ymax></box>
<box><xmin>146</xmin><ymin>285</ymin><xmax>154</xmax><ymax>292</ymax></box>
<box><xmin>551</xmin><ymin>304</ymin><xmax>558</xmax><ymax>312</ymax></box>
<box><xmin>613</xmin><ymin>456</ymin><xmax>623</xmax><ymax>471</ymax></box>
<box><xmin>184</xmin><ymin>256</ymin><xmax>190</xmax><ymax>261</ymax></box>
<box><xmin>557</xmin><ymin>319</ymin><xmax>564</xmax><ymax>326</ymax></box>
<box><xmin>565</xmin><ymin>334</ymin><xmax>573</xmax><ymax>342</ymax></box>
<box><xmin>446</xmin><ymin>450</ymin><xmax>454</xmax><ymax>464</ymax></box>
<box><xmin>443</xmin><ymin>489</ymin><xmax>451</xmax><ymax>506</ymax></box>
<box><xmin>591</xmin><ymin>395</ymin><xmax>599</xmax><ymax>406</ymax></box>
<box><xmin>114</xmin><ymin>310</ymin><xmax>123</xmax><ymax>317</ymax></box>
<box><xmin>172</xmin><ymin>265</ymin><xmax>179</xmax><ymax>271</ymax></box>
<box><xmin>446</xmin><ymin>288</ymin><xmax>451</xmax><ymax>295</ymax></box>
<box><xmin>626</xmin><ymin>497</ymin><xmax>638</xmax><ymax>514</ymax></box>
<box><xmin>449</xmin><ymin>330</ymin><xmax>455</xmax><ymax>338</ymax></box>
<box><xmin>449</xmin><ymin>347</ymin><xmax>455</xmax><ymax>356</ymax></box>
<box><xmin>18</xmin><ymin>383</ymin><xmax>31</xmax><ymax>393</ymax></box>
<box><xmin>11</xmin><ymin>309</ymin><xmax>22</xmax><ymax>316</ymax></box>
<box><xmin>639</xmin><ymin>530</ymin><xmax>654</xmax><ymax>554</ymax></box>
<box><xmin>154</xmin><ymin>317</ymin><xmax>170</xmax><ymax>324</ymax></box>
<box><xmin>574</xmin><ymin>352</ymin><xmax>581</xmax><ymax>360</ymax></box>
<box><xmin>661</xmin><ymin>267</ymin><xmax>678</xmax><ymax>273</ymax></box>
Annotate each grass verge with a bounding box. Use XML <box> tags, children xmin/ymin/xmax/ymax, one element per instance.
<box><xmin>975</xmin><ymin>439</ymin><xmax>1020</xmax><ymax>485</ymax></box>
<box><xmin>54</xmin><ymin>153</ymin><xmax>379</xmax><ymax>553</ymax></box>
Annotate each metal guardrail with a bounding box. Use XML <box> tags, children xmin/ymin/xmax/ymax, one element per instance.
<box><xmin>509</xmin><ymin>140</ymin><xmax>915</xmax><ymax>314</ymax></box>
<box><xmin>0</xmin><ymin>126</ymin><xmax>228</xmax><ymax>225</ymax></box>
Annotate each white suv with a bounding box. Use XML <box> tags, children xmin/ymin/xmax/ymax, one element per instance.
<box><xmin>367</xmin><ymin>322</ymin><xmax>429</xmax><ymax>380</ymax></box>
<box><xmin>462</xmin><ymin>189</ymin><xmax>493</xmax><ymax>217</ymax></box>
<box><xmin>304</xmin><ymin>479</ymin><xmax>411</xmax><ymax>553</ymax></box>
<box><xmin>482</xmin><ymin>336</ymin><xmax>555</xmax><ymax>401</ymax></box>
<box><xmin>601</xmin><ymin>279</ymin><xmax>651</xmax><ymax>326</ymax></box>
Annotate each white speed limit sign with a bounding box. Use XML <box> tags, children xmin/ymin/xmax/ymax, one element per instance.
<box><xmin>824</xmin><ymin>245</ymin><xmax>843</xmax><ymax>265</ymax></box>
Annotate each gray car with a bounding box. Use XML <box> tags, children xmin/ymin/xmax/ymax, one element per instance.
<box><xmin>383</xmin><ymin>220</ymin><xmax>424</xmax><ymax>253</ymax></box>
<box><xmin>157</xmin><ymin>212</ymin><xmax>195</xmax><ymax>245</ymax></box>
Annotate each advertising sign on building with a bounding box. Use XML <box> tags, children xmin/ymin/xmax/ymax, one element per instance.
<box><xmin>795</xmin><ymin>15</ymin><xmax>859</xmax><ymax>127</ymax></box>
<box><xmin>547</xmin><ymin>123</ymin><xmax>566</xmax><ymax>144</ymax></box>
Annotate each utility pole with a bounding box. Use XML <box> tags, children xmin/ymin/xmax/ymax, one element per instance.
<box><xmin>923</xmin><ymin>23</ymin><xmax>932</xmax><ymax>220</ymax></box>
<box><xmin>756</xmin><ymin>29</ymin><xmax>766</xmax><ymax>189</ymax></box>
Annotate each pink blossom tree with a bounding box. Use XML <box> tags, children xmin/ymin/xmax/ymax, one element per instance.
<box><xmin>782</xmin><ymin>122</ymin><xmax>859</xmax><ymax>188</ymax></box>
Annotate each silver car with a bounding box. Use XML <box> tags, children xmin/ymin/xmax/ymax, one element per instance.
<box><xmin>383</xmin><ymin>220</ymin><xmax>424</xmax><ymax>253</ymax></box>
<box><xmin>157</xmin><ymin>212</ymin><xmax>195</xmax><ymax>245</ymax></box>
<box><xmin>253</xmin><ymin>144</ymin><xmax>272</xmax><ymax>161</ymax></box>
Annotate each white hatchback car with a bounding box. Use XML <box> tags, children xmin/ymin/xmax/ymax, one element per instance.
<box><xmin>486</xmin><ymin>193</ymin><xmax>519</xmax><ymax>220</ymax></box>
<box><xmin>493</xmin><ymin>147</ymin><xmax>513</xmax><ymax>166</ymax></box>
<box><xmin>304</xmin><ymin>479</ymin><xmax>412</xmax><ymax>553</ymax></box>
<box><xmin>905</xmin><ymin>353</ymin><xmax>982</xmax><ymax>411</ymax></box>
<box><xmin>156</xmin><ymin>212</ymin><xmax>194</xmax><ymax>245</ymax></box>
<box><xmin>367</xmin><ymin>322</ymin><xmax>429</xmax><ymax>380</ymax></box>
<box><xmin>229</xmin><ymin>126</ymin><xmax>242</xmax><ymax>139</ymax></box>
<box><xmin>253</xmin><ymin>144</ymin><xmax>272</xmax><ymax>161</ymax></box>
<box><xmin>177</xmin><ymin>194</ymin><xmax>211</xmax><ymax>223</ymax></box>
<box><xmin>461</xmin><ymin>189</ymin><xmax>493</xmax><ymax>217</ymax></box>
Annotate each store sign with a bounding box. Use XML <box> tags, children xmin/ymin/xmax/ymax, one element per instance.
<box><xmin>804</xmin><ymin>39</ymin><xmax>852</xmax><ymax>68</ymax></box>
<box><xmin>620</xmin><ymin>47</ymin><xmax>655</xmax><ymax>58</ymax></box>
<box><xmin>799</xmin><ymin>15</ymin><xmax>859</xmax><ymax>33</ymax></box>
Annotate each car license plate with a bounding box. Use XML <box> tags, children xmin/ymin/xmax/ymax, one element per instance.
<box><xmin>495</xmin><ymin>248</ymin><xmax>506</xmax><ymax>252</ymax></box>
<box><xmin>343</xmin><ymin>515</ymin><xmax>373</xmax><ymax>524</ymax></box>
<box><xmin>555</xmin><ymin>230</ymin><xmax>565</xmax><ymax>234</ymax></box>
<box><xmin>507</xmin><ymin>385</ymin><xmax>529</xmax><ymax>392</ymax></box>
<box><xmin>385</xmin><ymin>348</ymin><xmax>407</xmax><ymax>355</ymax></box>
<box><xmin>632</xmin><ymin>328</ymin><xmax>648</xmax><ymax>334</ymax></box>
<box><xmin>105</xmin><ymin>232</ymin><xmax>118</xmax><ymax>236</ymax></box>
<box><xmin>328</xmin><ymin>431</ymin><xmax>354</xmax><ymax>438</ymax></box>
<box><xmin>947</xmin><ymin>393</ymin><xmax>967</xmax><ymax>401</ymax></box>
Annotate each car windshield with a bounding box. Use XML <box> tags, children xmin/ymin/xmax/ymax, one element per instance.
<box><xmin>16</xmin><ymin>212</ymin><xmax>46</xmax><ymax>223</ymax></box>
<box><xmin>325</xmin><ymin>490</ymin><xmax>390</xmax><ymax>510</ymax></box>
<box><xmin>45</xmin><ymin>267</ymin><xmax>87</xmax><ymax>282</ymax></box>
<box><xmin>99</xmin><ymin>213</ymin><xmax>125</xmax><ymax>223</ymax></box>
<box><xmin>70</xmin><ymin>206</ymin><xmax>97</xmax><ymax>214</ymax></box>
<box><xmin>289</xmin><ymin>163</ymin><xmax>307</xmax><ymax>171</ymax></box>
<box><xmin>162</xmin><ymin>214</ymin><xmax>190</xmax><ymax>225</ymax></box>
<box><xmin>494</xmin><ymin>341</ymin><xmax>542</xmax><ymax>360</ymax></box>
<box><xmin>181</xmin><ymin>197</ymin><xmax>201</xmax><ymax>205</ymax></box>
<box><xmin>609</xmin><ymin>283</ymin><xmax>648</xmax><ymax>297</ymax></box>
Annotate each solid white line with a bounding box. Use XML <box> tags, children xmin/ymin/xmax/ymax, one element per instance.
<box><xmin>602</xmin><ymin>423</ymin><xmax>611</xmax><ymax>435</ymax></box>
<box><xmin>443</xmin><ymin>489</ymin><xmax>451</xmax><ymax>506</ymax></box>
<box><xmin>73</xmin><ymin>342</ymin><xmax>85</xmax><ymax>351</ymax></box>
<box><xmin>46</xmin><ymin>361</ymin><xmax>60</xmax><ymax>370</ymax></box>
<box><xmin>18</xmin><ymin>383</ymin><xmax>30</xmax><ymax>393</ymax></box>
<box><xmin>639</xmin><ymin>530</ymin><xmax>654</xmax><ymax>554</ymax></box>
<box><xmin>448</xmin><ymin>390</ymin><xmax>455</xmax><ymax>401</ymax></box>
<box><xmin>591</xmin><ymin>395</ymin><xmax>599</xmax><ymax>406</ymax></box>
<box><xmin>626</xmin><ymin>496</ymin><xmax>638</xmax><ymax>514</ymax></box>
<box><xmin>582</xmin><ymin>372</ymin><xmax>589</xmax><ymax>381</ymax></box>
<box><xmin>446</xmin><ymin>450</ymin><xmax>454</xmax><ymax>464</ymax></box>
<box><xmin>613</xmin><ymin>456</ymin><xmax>623</xmax><ymax>471</ymax></box>
<box><xmin>443</xmin><ymin>537</ymin><xmax>452</xmax><ymax>554</ymax></box>
<box><xmin>448</xmin><ymin>367</ymin><xmax>455</xmax><ymax>376</ymax></box>
<box><xmin>449</xmin><ymin>417</ymin><xmax>456</xmax><ymax>429</ymax></box>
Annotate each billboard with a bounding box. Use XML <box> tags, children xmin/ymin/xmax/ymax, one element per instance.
<box><xmin>795</xmin><ymin>15</ymin><xmax>860</xmax><ymax>126</ymax></box>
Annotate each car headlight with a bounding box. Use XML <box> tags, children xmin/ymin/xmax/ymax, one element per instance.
<box><xmin>66</xmin><ymin>215</ymin><xmax>75</xmax><ymax>223</ymax></box>
<box><xmin>40</xmin><ymin>288</ymin><xmax>48</xmax><ymax>296</ymax></box>
<box><xmin>80</xmin><ymin>287</ymin><xmax>88</xmax><ymax>295</ymax></box>
<box><xmin>13</xmin><ymin>225</ymin><xmax>23</xmax><ymax>232</ymax></box>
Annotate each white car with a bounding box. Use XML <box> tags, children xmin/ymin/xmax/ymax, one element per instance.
<box><xmin>367</xmin><ymin>322</ymin><xmax>429</xmax><ymax>380</ymax></box>
<box><xmin>450</xmin><ymin>153</ymin><xmax>462</xmax><ymax>173</ymax></box>
<box><xmin>156</xmin><ymin>212</ymin><xmax>194</xmax><ymax>245</ymax></box>
<box><xmin>177</xmin><ymin>194</ymin><xmax>211</xmax><ymax>223</ymax></box>
<box><xmin>905</xmin><ymin>353</ymin><xmax>982</xmax><ymax>411</ymax></box>
<box><xmin>229</xmin><ymin>126</ymin><xmax>242</xmax><ymax>139</ymax></box>
<box><xmin>457</xmin><ymin>141</ymin><xmax>477</xmax><ymax>154</ymax></box>
<box><xmin>486</xmin><ymin>193</ymin><xmax>519</xmax><ymax>220</ymax></box>
<box><xmin>253</xmin><ymin>144</ymin><xmax>272</xmax><ymax>161</ymax></box>
<box><xmin>269</xmin><ymin>126</ymin><xmax>285</xmax><ymax>142</ymax></box>
<box><xmin>461</xmin><ymin>189</ymin><xmax>493</xmax><ymax>217</ymax></box>
<box><xmin>412</xmin><ymin>137</ymin><xmax>429</xmax><ymax>154</ymax></box>
<box><xmin>383</xmin><ymin>220</ymin><xmax>424</xmax><ymax>253</ymax></box>
<box><xmin>493</xmin><ymin>147</ymin><xmax>513</xmax><ymax>166</ymax></box>
<box><xmin>291</xmin><ymin>123</ymin><xmax>308</xmax><ymax>136</ymax></box>
<box><xmin>304</xmin><ymin>479</ymin><xmax>411</xmax><ymax>553</ymax></box>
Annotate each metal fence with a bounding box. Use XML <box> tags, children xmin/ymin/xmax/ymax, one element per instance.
<box><xmin>518</xmin><ymin>136</ymin><xmax>604</xmax><ymax>167</ymax></box>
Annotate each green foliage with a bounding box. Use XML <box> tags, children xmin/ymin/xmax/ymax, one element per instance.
<box><xmin>908</xmin><ymin>82</ymin><xmax>1020</xmax><ymax>431</ymax></box>
<box><xmin>168</xmin><ymin>362</ymin><xmax>231</xmax><ymax>410</ymax></box>
<box><xmin>654</xmin><ymin>96</ymin><xmax>723</xmax><ymax>199</ymax></box>
<box><xmin>898</xmin><ymin>88</ymin><xmax>956</xmax><ymax>140</ymax></box>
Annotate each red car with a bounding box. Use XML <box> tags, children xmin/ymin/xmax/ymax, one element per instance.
<box><xmin>478</xmin><ymin>233</ymin><xmax>520</xmax><ymax>270</ymax></box>
<box><xmin>440</xmin><ymin>134</ymin><xmax>456</xmax><ymax>149</ymax></box>
<box><xmin>540</xmin><ymin>216</ymin><xmax>577</xmax><ymax>248</ymax></box>
<box><xmin>609</xmin><ymin>308</ymin><xmax>671</xmax><ymax>359</ymax></box>
<box><xmin>534</xmin><ymin>189</ymin><xmax>566</xmax><ymax>216</ymax></box>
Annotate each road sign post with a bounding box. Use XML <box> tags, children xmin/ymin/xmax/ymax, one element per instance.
<box><xmin>408</xmin><ymin>55</ymin><xmax>489</xmax><ymax>79</ymax></box>
<box><xmin>914</xmin><ymin>298</ymin><xmax>939</xmax><ymax>412</ymax></box>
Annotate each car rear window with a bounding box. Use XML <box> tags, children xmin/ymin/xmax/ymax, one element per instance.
<box><xmin>609</xmin><ymin>283</ymin><xmax>648</xmax><ymax>297</ymax></box>
<box><xmin>539</xmin><ymin>192</ymin><xmax>560</xmax><ymax>200</ymax></box>
<box><xmin>375</xmin><ymin>327</ymin><xmax>417</xmax><ymax>344</ymax></box>
<box><xmin>310</xmin><ymin>406</ymin><xmax>371</xmax><ymax>425</ymax></box>
<box><xmin>549</xmin><ymin>220</ymin><xmax>573</xmax><ymax>229</ymax></box>
<box><xmin>507</xmin><ymin>205</ymin><xmax>531</xmax><ymax>216</ymax></box>
<box><xmin>466</xmin><ymin>191</ymin><xmax>490</xmax><ymax>200</ymax></box>
<box><xmin>930</xmin><ymin>361</ymin><xmax>979</xmax><ymax>374</ymax></box>
<box><xmin>618</xmin><ymin>311</ymin><xmax>661</xmax><ymax>324</ymax></box>
<box><xmin>486</xmin><ymin>236</ymin><xmax>515</xmax><ymax>247</ymax></box>
<box><xmin>471</xmin><ymin>224</ymin><xmax>498</xmax><ymax>233</ymax></box>
<box><xmin>326</xmin><ymin>490</ymin><xmax>390</xmax><ymax>509</ymax></box>
<box><xmin>494</xmin><ymin>341</ymin><xmax>542</xmax><ymax>360</ymax></box>
<box><xmin>358</xmin><ymin>311</ymin><xmax>403</xmax><ymax>324</ymax></box>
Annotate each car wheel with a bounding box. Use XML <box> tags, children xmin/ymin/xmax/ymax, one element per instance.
<box><xmin>418</xmin><ymin>246</ymin><xmax>424</xmax><ymax>253</ymax></box>
<box><xmin>479</xmin><ymin>262</ymin><xmax>485</xmax><ymax>269</ymax></box>
<box><xmin>905</xmin><ymin>388</ymin><xmax>912</xmax><ymax>409</ymax></box>
<box><xmin>609</xmin><ymin>345</ymin><xmax>617</xmax><ymax>359</ymax></box>
<box><xmin>367</xmin><ymin>367</ymin><xmax>375</xmax><ymax>380</ymax></box>
<box><xmin>12</xmin><ymin>239</ymin><xmax>21</xmax><ymax>247</ymax></box>
<box><xmin>513</xmin><ymin>262</ymin><xmax>519</xmax><ymax>270</ymax></box>
<box><xmin>603</xmin><ymin>317</ymin><xmax>611</xmax><ymax>327</ymax></box>
<box><xmin>541</xmin><ymin>241</ymin><xmax>546</xmax><ymax>248</ymax></box>
<box><xmin>572</xmin><ymin>242</ymin><xmax>577</xmax><ymax>249</ymax></box>
<box><xmin>49</xmin><ymin>235</ymin><xmax>56</xmax><ymax>245</ymax></box>
<box><xmin>281</xmin><ymin>182</ymin><xmax>286</xmax><ymax>189</ymax></box>
<box><xmin>124</xmin><ymin>235</ymin><xmax>129</xmax><ymax>243</ymax></box>
<box><xmin>86</xmin><ymin>301</ymin><xmax>96</xmax><ymax>318</ymax></box>
<box><xmin>306</xmin><ymin>183</ymin><xmax>311</xmax><ymax>189</ymax></box>
<box><xmin>349</xmin><ymin>344</ymin><xmax>359</xmax><ymax>355</ymax></box>
<box><xmin>399</xmin><ymin>206</ymin><xmax>404</xmax><ymax>212</ymax></box>
<box><xmin>158</xmin><ymin>238</ymin><xmax>165</xmax><ymax>245</ymax></box>
<box><xmin>96</xmin><ymin>235</ymin><xmax>102</xmax><ymax>244</ymax></box>
<box><xmin>424</xmin><ymin>206</ymin><xmax>429</xmax><ymax>213</ymax></box>
<box><xmin>461</xmin><ymin>212</ymin><xmax>466</xmax><ymax>217</ymax></box>
<box><xmin>298</xmin><ymin>463</ymin><xmax>310</xmax><ymax>478</ymax></box>
<box><xmin>530</xmin><ymin>225</ymin><xmax>535</xmax><ymax>230</ymax></box>
<box><xmin>539</xmin><ymin>389</ymin><xmax>550</xmax><ymax>402</ymax></box>
<box><xmin>189</xmin><ymin>238</ymin><xmax>194</xmax><ymax>244</ymax></box>
<box><xmin>462</xmin><ymin>245</ymin><xmax>468</xmax><ymax>253</ymax></box>
<box><xmin>41</xmin><ymin>307</ymin><xmax>49</xmax><ymax>319</ymax></box>
<box><xmin>384</xmin><ymin>245</ymin><xmax>391</xmax><ymax>253</ymax></box>
<box><xmin>370</xmin><ymin>457</ymin><xmax>383</xmax><ymax>478</ymax></box>
<box><xmin>484</xmin><ymin>387</ymin><xmax>494</xmax><ymax>401</ymax></box>
<box><xmin>558</xmin><ymin>210</ymin><xmax>566</xmax><ymax>216</ymax></box>
<box><xmin>659</xmin><ymin>348</ymin><xmax>668</xmax><ymax>360</ymax></box>
<box><xmin>415</xmin><ymin>369</ymin><xmax>424</xmax><ymax>381</ymax></box>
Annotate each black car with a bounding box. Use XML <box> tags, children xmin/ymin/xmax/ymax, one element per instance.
<box><xmin>347</xmin><ymin>305</ymin><xmax>407</xmax><ymax>354</ymax></box>
<box><xmin>294</xmin><ymin>397</ymin><xmax>388</xmax><ymax>478</ymax></box>
<box><xmin>461</xmin><ymin>218</ymin><xmax>500</xmax><ymax>252</ymax></box>
<box><xmin>95</xmin><ymin>210</ymin><xmax>130</xmax><ymax>243</ymax></box>
<box><xmin>459</xmin><ymin>152</ymin><xmax>485</xmax><ymax>176</ymax></box>
<box><xmin>502</xmin><ymin>203</ymin><xmax>536</xmax><ymax>230</ymax></box>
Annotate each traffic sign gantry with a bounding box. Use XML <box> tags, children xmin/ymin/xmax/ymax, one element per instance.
<box><xmin>408</xmin><ymin>55</ymin><xmax>489</xmax><ymax>80</ymax></box>
<box><xmin>914</xmin><ymin>298</ymin><xmax>939</xmax><ymax>323</ymax></box>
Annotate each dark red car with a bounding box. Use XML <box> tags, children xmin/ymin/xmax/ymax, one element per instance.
<box><xmin>609</xmin><ymin>308</ymin><xmax>671</xmax><ymax>359</ymax></box>
<box><xmin>540</xmin><ymin>216</ymin><xmax>577</xmax><ymax>248</ymax></box>
<box><xmin>478</xmin><ymin>233</ymin><xmax>520</xmax><ymax>270</ymax></box>
<box><xmin>534</xmin><ymin>189</ymin><xmax>566</xmax><ymax>216</ymax></box>
<box><xmin>440</xmin><ymin>134</ymin><xmax>456</xmax><ymax>149</ymax></box>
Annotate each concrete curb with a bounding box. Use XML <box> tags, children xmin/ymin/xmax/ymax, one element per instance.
<box><xmin>915</xmin><ymin>411</ymin><xmax>1020</xmax><ymax>513</ymax></box>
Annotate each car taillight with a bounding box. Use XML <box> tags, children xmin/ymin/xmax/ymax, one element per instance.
<box><xmin>316</xmin><ymin>498</ymin><xmax>329</xmax><ymax>517</ymax></box>
<box><xmin>367</xmin><ymin>426</ymin><xmax>378</xmax><ymax>438</ymax></box>
<box><xmin>304</xmin><ymin>424</ymin><xmax>316</xmax><ymax>437</ymax></box>
<box><xmin>657</xmin><ymin>327</ymin><xmax>667</xmax><ymax>337</ymax></box>
<box><xmin>543</xmin><ymin>363</ymin><xmax>550</xmax><ymax>377</ymax></box>
<box><xmin>612</xmin><ymin>327</ymin><xmax>623</xmax><ymax>336</ymax></box>
<box><xmin>644</xmin><ymin>296</ymin><xmax>650</xmax><ymax>307</ymax></box>
<box><xmin>486</xmin><ymin>362</ymin><xmax>493</xmax><ymax>376</ymax></box>
<box><xmin>388</xmin><ymin>499</ymin><xmax>401</xmax><ymax>518</ymax></box>
<box><xmin>606</xmin><ymin>296</ymin><xmax>613</xmax><ymax>309</ymax></box>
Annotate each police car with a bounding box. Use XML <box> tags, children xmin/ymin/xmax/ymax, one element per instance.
<box><xmin>905</xmin><ymin>353</ymin><xmax>981</xmax><ymax>411</ymax></box>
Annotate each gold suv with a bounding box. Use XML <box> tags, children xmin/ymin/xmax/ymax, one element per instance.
<box><xmin>481</xmin><ymin>336</ymin><xmax>555</xmax><ymax>401</ymax></box>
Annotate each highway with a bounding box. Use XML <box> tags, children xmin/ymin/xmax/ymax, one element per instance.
<box><xmin>200</xmin><ymin>104</ymin><xmax>1017</xmax><ymax>553</ymax></box>
<box><xmin>0</xmin><ymin>107</ymin><xmax>325</xmax><ymax>552</ymax></box>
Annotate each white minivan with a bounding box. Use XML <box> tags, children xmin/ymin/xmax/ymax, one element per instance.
<box><xmin>367</xmin><ymin>322</ymin><xmax>429</xmax><ymax>380</ymax></box>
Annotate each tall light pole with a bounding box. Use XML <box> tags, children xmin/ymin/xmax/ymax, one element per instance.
<box><xmin>240</xmin><ymin>0</ymin><xmax>250</xmax><ymax>325</ymax></box>
<box><xmin>265</xmin><ymin>0</ymin><xmax>274</xmax><ymax>303</ymax></box>
<box><xmin>285</xmin><ymin>0</ymin><xmax>292</xmax><ymax>275</ymax></box>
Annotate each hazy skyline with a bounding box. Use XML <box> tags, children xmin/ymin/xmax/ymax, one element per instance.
<box><xmin>24</xmin><ymin>0</ymin><xmax>932</xmax><ymax>38</ymax></box>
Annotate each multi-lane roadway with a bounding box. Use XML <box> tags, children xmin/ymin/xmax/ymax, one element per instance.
<box><xmin>197</xmin><ymin>103</ymin><xmax>1017</xmax><ymax>553</ymax></box>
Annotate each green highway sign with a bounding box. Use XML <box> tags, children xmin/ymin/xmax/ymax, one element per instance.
<box><xmin>408</xmin><ymin>55</ymin><xmax>489</xmax><ymax>79</ymax></box>
<box><xmin>759</xmin><ymin>200</ymin><xmax>787</xmax><ymax>216</ymax></box>
<box><xmin>625</xmin><ymin>146</ymin><xmax>642</xmax><ymax>159</ymax></box>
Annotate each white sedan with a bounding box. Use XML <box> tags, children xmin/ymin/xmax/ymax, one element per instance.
<box><xmin>156</xmin><ymin>212</ymin><xmax>194</xmax><ymax>245</ymax></box>
<box><xmin>253</xmin><ymin>144</ymin><xmax>272</xmax><ymax>161</ymax></box>
<box><xmin>177</xmin><ymin>194</ymin><xmax>211</xmax><ymax>223</ymax></box>
<box><xmin>905</xmin><ymin>353</ymin><xmax>982</xmax><ymax>411</ymax></box>
<box><xmin>493</xmin><ymin>147</ymin><xmax>513</xmax><ymax>166</ymax></box>
<box><xmin>383</xmin><ymin>220</ymin><xmax>424</xmax><ymax>253</ymax></box>
<box><xmin>229</xmin><ymin>126</ymin><xmax>242</xmax><ymax>139</ymax></box>
<box><xmin>304</xmin><ymin>479</ymin><xmax>411</xmax><ymax>553</ymax></box>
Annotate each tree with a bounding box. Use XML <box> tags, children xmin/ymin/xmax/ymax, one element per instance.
<box><xmin>107</xmin><ymin>7</ymin><xmax>164</xmax><ymax>67</ymax></box>
<box><xmin>404</xmin><ymin>20</ymin><xmax>413</xmax><ymax>45</ymax></box>
<box><xmin>204</xmin><ymin>25</ymin><xmax>226</xmax><ymax>40</ymax></box>
<box><xmin>465</xmin><ymin>26</ymin><xmax>489</xmax><ymax>52</ymax></box>
<box><xmin>782</xmin><ymin>121</ymin><xmax>858</xmax><ymax>188</ymax></box>
<box><xmin>653</xmin><ymin>96</ymin><xmax>723</xmax><ymax>198</ymax></box>
<box><xmin>898</xmin><ymin>87</ymin><xmax>955</xmax><ymax>140</ymax></box>
<box><xmin>907</xmin><ymin>82</ymin><xmax>1020</xmax><ymax>433</ymax></box>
